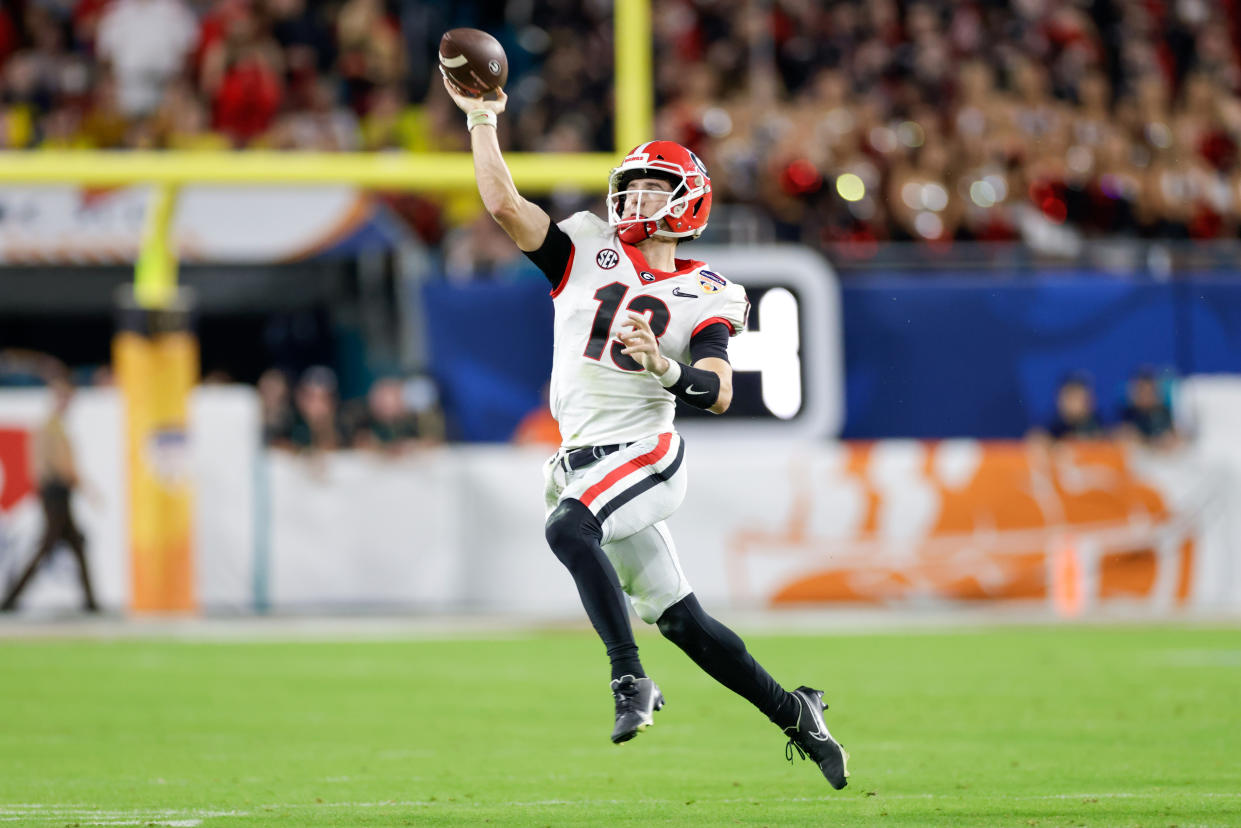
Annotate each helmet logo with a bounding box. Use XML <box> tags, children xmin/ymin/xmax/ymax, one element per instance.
<box><xmin>596</xmin><ymin>249</ymin><xmax>619</xmax><ymax>269</ymax></box>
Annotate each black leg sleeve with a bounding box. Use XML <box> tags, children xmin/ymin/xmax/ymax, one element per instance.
<box><xmin>657</xmin><ymin>593</ymin><xmax>798</xmax><ymax>727</ymax></box>
<box><xmin>545</xmin><ymin>498</ymin><xmax>644</xmax><ymax>681</ymax></box>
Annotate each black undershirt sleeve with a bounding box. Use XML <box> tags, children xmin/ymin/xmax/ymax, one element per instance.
<box><xmin>689</xmin><ymin>322</ymin><xmax>731</xmax><ymax>364</ymax></box>
<box><xmin>521</xmin><ymin>221</ymin><xmax>574</xmax><ymax>288</ymax></box>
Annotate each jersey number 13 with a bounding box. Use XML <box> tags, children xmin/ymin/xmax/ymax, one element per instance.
<box><xmin>583</xmin><ymin>282</ymin><xmax>671</xmax><ymax>372</ymax></box>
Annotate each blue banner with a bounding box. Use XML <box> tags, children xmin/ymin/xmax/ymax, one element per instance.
<box><xmin>422</xmin><ymin>272</ymin><xmax>1241</xmax><ymax>442</ymax></box>
<box><xmin>840</xmin><ymin>272</ymin><xmax>1241</xmax><ymax>438</ymax></box>
<box><xmin>423</xmin><ymin>280</ymin><xmax>553</xmax><ymax>442</ymax></box>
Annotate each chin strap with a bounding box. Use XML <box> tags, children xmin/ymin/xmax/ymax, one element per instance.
<box><xmin>618</xmin><ymin>220</ymin><xmax>658</xmax><ymax>244</ymax></box>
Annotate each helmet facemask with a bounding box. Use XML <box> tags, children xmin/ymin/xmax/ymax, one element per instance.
<box><xmin>607</xmin><ymin>165</ymin><xmax>708</xmax><ymax>242</ymax></box>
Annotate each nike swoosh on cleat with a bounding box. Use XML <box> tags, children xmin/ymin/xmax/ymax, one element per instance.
<box><xmin>806</xmin><ymin>719</ymin><xmax>831</xmax><ymax>741</ymax></box>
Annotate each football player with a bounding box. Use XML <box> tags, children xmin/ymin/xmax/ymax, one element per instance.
<box><xmin>445</xmin><ymin>79</ymin><xmax>848</xmax><ymax>789</ymax></box>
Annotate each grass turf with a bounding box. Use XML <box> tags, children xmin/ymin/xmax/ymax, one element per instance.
<box><xmin>0</xmin><ymin>623</ymin><xmax>1238</xmax><ymax>827</ymax></box>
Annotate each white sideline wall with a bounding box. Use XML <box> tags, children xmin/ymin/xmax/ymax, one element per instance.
<box><xmin>1</xmin><ymin>383</ymin><xmax>1239</xmax><ymax>615</ymax></box>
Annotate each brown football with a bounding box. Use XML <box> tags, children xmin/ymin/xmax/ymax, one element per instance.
<box><xmin>439</xmin><ymin>28</ymin><xmax>508</xmax><ymax>96</ymax></box>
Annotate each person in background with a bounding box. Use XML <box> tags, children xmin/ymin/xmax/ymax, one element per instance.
<box><xmin>95</xmin><ymin>0</ymin><xmax>198</xmax><ymax>119</ymax></box>
<box><xmin>351</xmin><ymin>376</ymin><xmax>440</xmax><ymax>454</ymax></box>
<box><xmin>1033</xmin><ymin>372</ymin><xmax>1105</xmax><ymax>441</ymax></box>
<box><xmin>1</xmin><ymin>375</ymin><xmax>97</xmax><ymax>613</ymax></box>
<box><xmin>257</xmin><ymin>368</ymin><xmax>295</xmax><ymax>447</ymax></box>
<box><xmin>511</xmin><ymin>383</ymin><xmax>561</xmax><ymax>447</ymax></box>
<box><xmin>287</xmin><ymin>365</ymin><xmax>348</xmax><ymax>452</ymax></box>
<box><xmin>1118</xmin><ymin>369</ymin><xmax>1179</xmax><ymax>449</ymax></box>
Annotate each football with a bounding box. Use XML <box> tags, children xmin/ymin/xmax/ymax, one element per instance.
<box><xmin>439</xmin><ymin>28</ymin><xmax>508</xmax><ymax>97</ymax></box>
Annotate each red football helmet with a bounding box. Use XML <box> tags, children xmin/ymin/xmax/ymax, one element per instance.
<box><xmin>607</xmin><ymin>140</ymin><xmax>713</xmax><ymax>244</ymax></box>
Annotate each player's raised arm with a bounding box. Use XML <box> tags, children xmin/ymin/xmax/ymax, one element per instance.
<box><xmin>442</xmin><ymin>79</ymin><xmax>550</xmax><ymax>252</ymax></box>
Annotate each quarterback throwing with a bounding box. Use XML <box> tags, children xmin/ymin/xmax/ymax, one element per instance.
<box><xmin>444</xmin><ymin>77</ymin><xmax>849</xmax><ymax>789</ymax></box>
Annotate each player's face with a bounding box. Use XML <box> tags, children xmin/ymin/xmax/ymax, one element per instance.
<box><xmin>623</xmin><ymin>178</ymin><xmax>673</xmax><ymax>220</ymax></box>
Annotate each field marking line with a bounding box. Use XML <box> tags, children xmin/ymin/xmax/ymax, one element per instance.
<box><xmin>0</xmin><ymin>807</ymin><xmax>247</xmax><ymax>823</ymax></box>
<box><xmin>3</xmin><ymin>791</ymin><xmax>1237</xmax><ymax>821</ymax></box>
<box><xmin>82</xmin><ymin>822</ymin><xmax>200</xmax><ymax>827</ymax></box>
<box><xmin>0</xmin><ymin>819</ymin><xmax>201</xmax><ymax>824</ymax></box>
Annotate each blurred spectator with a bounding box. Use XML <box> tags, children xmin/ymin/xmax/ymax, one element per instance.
<box><xmin>1</xmin><ymin>375</ymin><xmax>97</xmax><ymax>613</ymax></box>
<box><xmin>443</xmin><ymin>211</ymin><xmax>545</xmax><ymax>283</ymax></box>
<box><xmin>5</xmin><ymin>0</ymin><xmax>1241</xmax><ymax>252</ymax></box>
<box><xmin>266</xmin><ymin>0</ymin><xmax>336</xmax><ymax>105</ymax></box>
<box><xmin>1118</xmin><ymin>369</ymin><xmax>1179</xmax><ymax>448</ymax></box>
<box><xmin>287</xmin><ymin>365</ymin><xmax>348</xmax><ymax>452</ymax></box>
<box><xmin>200</xmin><ymin>7</ymin><xmax>284</xmax><ymax>144</ymax></box>
<box><xmin>351</xmin><ymin>375</ymin><xmax>442</xmax><ymax>453</ymax></box>
<box><xmin>257</xmin><ymin>368</ymin><xmax>295</xmax><ymax>447</ymax></box>
<box><xmin>267</xmin><ymin>75</ymin><xmax>358</xmax><ymax>150</ymax></box>
<box><xmin>96</xmin><ymin>0</ymin><xmax>198</xmax><ymax>118</ymax></box>
<box><xmin>511</xmin><ymin>407</ymin><xmax>560</xmax><ymax>447</ymax></box>
<box><xmin>155</xmin><ymin>79</ymin><xmax>229</xmax><ymax>149</ymax></box>
<box><xmin>1043</xmin><ymin>373</ymin><xmax>1105</xmax><ymax>440</ymax></box>
<box><xmin>511</xmin><ymin>383</ymin><xmax>559</xmax><ymax>447</ymax></box>
<box><xmin>335</xmin><ymin>0</ymin><xmax>403</xmax><ymax>112</ymax></box>
<box><xmin>401</xmin><ymin>372</ymin><xmax>446</xmax><ymax>444</ymax></box>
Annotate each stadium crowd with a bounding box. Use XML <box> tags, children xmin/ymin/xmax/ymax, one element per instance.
<box><xmin>256</xmin><ymin>365</ymin><xmax>445</xmax><ymax>452</ymax></box>
<box><xmin>2</xmin><ymin>0</ymin><xmax>1241</xmax><ymax>251</ymax></box>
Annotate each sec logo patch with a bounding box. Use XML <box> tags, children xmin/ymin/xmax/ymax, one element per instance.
<box><xmin>596</xmin><ymin>249</ymin><xmax>618</xmax><ymax>269</ymax></box>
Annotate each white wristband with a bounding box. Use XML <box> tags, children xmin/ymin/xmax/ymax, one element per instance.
<box><xmin>656</xmin><ymin>359</ymin><xmax>681</xmax><ymax>387</ymax></box>
<box><xmin>467</xmin><ymin>110</ymin><xmax>497</xmax><ymax>131</ymax></box>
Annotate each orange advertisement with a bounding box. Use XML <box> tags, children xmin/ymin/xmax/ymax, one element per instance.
<box><xmin>728</xmin><ymin>441</ymin><xmax>1201</xmax><ymax>610</ymax></box>
<box><xmin>114</xmin><ymin>326</ymin><xmax>198</xmax><ymax>613</ymax></box>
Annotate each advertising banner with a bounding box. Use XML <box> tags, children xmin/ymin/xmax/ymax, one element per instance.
<box><xmin>0</xmin><ymin>186</ymin><xmax>372</xmax><ymax>263</ymax></box>
<box><xmin>260</xmin><ymin>439</ymin><xmax>1238</xmax><ymax>615</ymax></box>
<box><xmin>681</xmin><ymin>439</ymin><xmax>1237</xmax><ymax>611</ymax></box>
<box><xmin>1</xmin><ymin>385</ymin><xmax>1237</xmax><ymax>615</ymax></box>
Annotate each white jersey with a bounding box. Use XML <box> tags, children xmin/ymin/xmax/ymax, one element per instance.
<box><xmin>548</xmin><ymin>211</ymin><xmax>749</xmax><ymax>447</ymax></box>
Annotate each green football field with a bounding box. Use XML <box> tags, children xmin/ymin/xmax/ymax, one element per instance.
<box><xmin>1</xmin><ymin>622</ymin><xmax>1238</xmax><ymax>827</ymax></box>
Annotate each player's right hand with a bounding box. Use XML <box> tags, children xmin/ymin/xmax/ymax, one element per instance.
<box><xmin>619</xmin><ymin>313</ymin><xmax>671</xmax><ymax>376</ymax></box>
<box><xmin>442</xmin><ymin>75</ymin><xmax>507</xmax><ymax>116</ymax></box>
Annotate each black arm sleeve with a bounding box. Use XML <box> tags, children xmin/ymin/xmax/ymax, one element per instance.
<box><xmin>521</xmin><ymin>221</ymin><xmax>574</xmax><ymax>288</ymax></box>
<box><xmin>663</xmin><ymin>361</ymin><xmax>722</xmax><ymax>410</ymax></box>
<box><xmin>689</xmin><ymin>322</ymin><xmax>731</xmax><ymax>364</ymax></box>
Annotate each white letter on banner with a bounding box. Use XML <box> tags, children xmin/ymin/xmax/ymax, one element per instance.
<box><xmin>729</xmin><ymin>288</ymin><xmax>802</xmax><ymax>419</ymax></box>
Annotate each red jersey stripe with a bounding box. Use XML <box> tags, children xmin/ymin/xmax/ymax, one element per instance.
<box><xmin>692</xmin><ymin>316</ymin><xmax>731</xmax><ymax>337</ymax></box>
<box><xmin>580</xmin><ymin>432</ymin><xmax>674</xmax><ymax>508</ymax></box>
<box><xmin>550</xmin><ymin>243</ymin><xmax>576</xmax><ymax>298</ymax></box>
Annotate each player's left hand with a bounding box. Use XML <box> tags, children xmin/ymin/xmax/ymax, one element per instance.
<box><xmin>618</xmin><ymin>313</ymin><xmax>670</xmax><ymax>376</ymax></box>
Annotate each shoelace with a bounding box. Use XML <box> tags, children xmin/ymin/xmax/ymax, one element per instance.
<box><xmin>785</xmin><ymin>696</ymin><xmax>808</xmax><ymax>764</ymax></box>
<box><xmin>783</xmin><ymin>691</ymin><xmax>832</xmax><ymax>765</ymax></box>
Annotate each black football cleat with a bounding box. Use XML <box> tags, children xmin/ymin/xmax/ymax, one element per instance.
<box><xmin>610</xmin><ymin>675</ymin><xmax>664</xmax><ymax>744</ymax></box>
<box><xmin>784</xmin><ymin>686</ymin><xmax>850</xmax><ymax>789</ymax></box>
